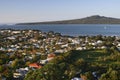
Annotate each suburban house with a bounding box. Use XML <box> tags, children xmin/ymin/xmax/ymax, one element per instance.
<box><xmin>29</xmin><ymin>63</ymin><xmax>42</xmax><ymax>69</ymax></box>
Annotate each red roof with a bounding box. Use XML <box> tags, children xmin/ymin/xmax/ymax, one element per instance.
<box><xmin>29</xmin><ymin>63</ymin><xmax>42</xmax><ymax>69</ymax></box>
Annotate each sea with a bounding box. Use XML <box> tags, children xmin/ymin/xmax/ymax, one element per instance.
<box><xmin>0</xmin><ymin>24</ymin><xmax>120</xmax><ymax>36</ymax></box>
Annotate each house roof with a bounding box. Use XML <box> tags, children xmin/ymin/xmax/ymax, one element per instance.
<box><xmin>29</xmin><ymin>63</ymin><xmax>42</xmax><ymax>69</ymax></box>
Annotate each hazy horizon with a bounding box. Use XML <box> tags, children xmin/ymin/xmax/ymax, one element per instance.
<box><xmin>0</xmin><ymin>0</ymin><xmax>120</xmax><ymax>24</ymax></box>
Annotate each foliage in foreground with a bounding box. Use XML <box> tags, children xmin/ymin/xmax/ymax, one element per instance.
<box><xmin>24</xmin><ymin>49</ymin><xmax>120</xmax><ymax>80</ymax></box>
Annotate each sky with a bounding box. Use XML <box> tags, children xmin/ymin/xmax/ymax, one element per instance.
<box><xmin>0</xmin><ymin>0</ymin><xmax>120</xmax><ymax>24</ymax></box>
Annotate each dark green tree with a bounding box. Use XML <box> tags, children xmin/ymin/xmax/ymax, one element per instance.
<box><xmin>24</xmin><ymin>63</ymin><xmax>66</xmax><ymax>80</ymax></box>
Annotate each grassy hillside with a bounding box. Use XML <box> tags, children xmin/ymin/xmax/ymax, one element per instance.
<box><xmin>25</xmin><ymin>49</ymin><xmax>120</xmax><ymax>80</ymax></box>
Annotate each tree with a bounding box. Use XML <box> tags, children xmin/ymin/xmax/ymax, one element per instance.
<box><xmin>85</xmin><ymin>72</ymin><xmax>94</xmax><ymax>80</ymax></box>
<box><xmin>24</xmin><ymin>63</ymin><xmax>66</xmax><ymax>80</ymax></box>
<box><xmin>10</xmin><ymin>59</ymin><xmax>19</xmax><ymax>69</ymax></box>
<box><xmin>66</xmin><ymin>64</ymin><xmax>77</xmax><ymax>79</ymax></box>
<box><xmin>99</xmin><ymin>68</ymin><xmax>120</xmax><ymax>80</ymax></box>
<box><xmin>74</xmin><ymin>58</ymin><xmax>86</xmax><ymax>71</ymax></box>
<box><xmin>0</xmin><ymin>65</ymin><xmax>3</xmax><ymax>73</ymax></box>
<box><xmin>0</xmin><ymin>59</ymin><xmax>3</xmax><ymax>65</ymax></box>
<box><xmin>4</xmin><ymin>69</ymin><xmax>13</xmax><ymax>80</ymax></box>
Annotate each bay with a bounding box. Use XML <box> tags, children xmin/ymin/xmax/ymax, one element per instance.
<box><xmin>0</xmin><ymin>24</ymin><xmax>120</xmax><ymax>36</ymax></box>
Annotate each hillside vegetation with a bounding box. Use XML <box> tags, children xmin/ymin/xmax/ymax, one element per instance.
<box><xmin>25</xmin><ymin>49</ymin><xmax>120</xmax><ymax>80</ymax></box>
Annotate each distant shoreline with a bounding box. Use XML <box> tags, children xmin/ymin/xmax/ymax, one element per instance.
<box><xmin>16</xmin><ymin>15</ymin><xmax>120</xmax><ymax>25</ymax></box>
<box><xmin>1</xmin><ymin>24</ymin><xmax>120</xmax><ymax>36</ymax></box>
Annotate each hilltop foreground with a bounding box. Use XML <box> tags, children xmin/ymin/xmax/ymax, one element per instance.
<box><xmin>17</xmin><ymin>15</ymin><xmax>120</xmax><ymax>25</ymax></box>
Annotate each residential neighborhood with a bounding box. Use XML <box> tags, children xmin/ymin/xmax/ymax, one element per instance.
<box><xmin>0</xmin><ymin>29</ymin><xmax>120</xmax><ymax>80</ymax></box>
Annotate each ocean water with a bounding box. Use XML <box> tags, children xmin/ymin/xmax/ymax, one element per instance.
<box><xmin>0</xmin><ymin>24</ymin><xmax>120</xmax><ymax>36</ymax></box>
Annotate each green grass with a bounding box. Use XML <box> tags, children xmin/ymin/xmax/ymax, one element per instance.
<box><xmin>72</xmin><ymin>49</ymin><xmax>118</xmax><ymax>67</ymax></box>
<box><xmin>75</xmin><ymin>50</ymin><xmax>107</xmax><ymax>60</ymax></box>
